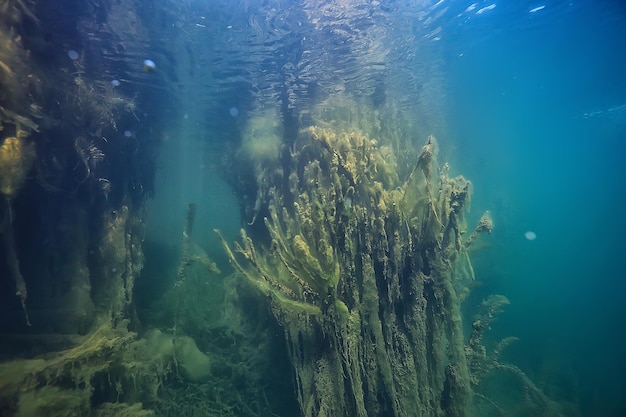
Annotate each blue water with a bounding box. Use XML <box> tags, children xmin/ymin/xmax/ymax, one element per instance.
<box><xmin>441</xmin><ymin>1</ymin><xmax>626</xmax><ymax>414</ymax></box>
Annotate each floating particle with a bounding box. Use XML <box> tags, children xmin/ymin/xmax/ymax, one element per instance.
<box><xmin>529</xmin><ymin>5</ymin><xmax>545</xmax><ymax>13</ymax></box>
<box><xmin>124</xmin><ymin>130</ymin><xmax>132</xmax><ymax>138</ymax></box>
<box><xmin>143</xmin><ymin>59</ymin><xmax>156</xmax><ymax>72</ymax></box>
<box><xmin>229</xmin><ymin>107</ymin><xmax>239</xmax><ymax>117</ymax></box>
<box><xmin>524</xmin><ymin>231</ymin><xmax>537</xmax><ymax>241</ymax></box>
<box><xmin>67</xmin><ymin>49</ymin><xmax>79</xmax><ymax>60</ymax></box>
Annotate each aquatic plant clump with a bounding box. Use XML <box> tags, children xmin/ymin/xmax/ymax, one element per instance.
<box><xmin>220</xmin><ymin>126</ymin><xmax>492</xmax><ymax>417</ymax></box>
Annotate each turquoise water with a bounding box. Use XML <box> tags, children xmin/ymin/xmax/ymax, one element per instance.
<box><xmin>443</xmin><ymin>2</ymin><xmax>626</xmax><ymax>414</ymax></box>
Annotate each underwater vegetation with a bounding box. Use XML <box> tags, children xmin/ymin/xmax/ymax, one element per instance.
<box><xmin>0</xmin><ymin>1</ymin><xmax>570</xmax><ymax>417</ymax></box>
<box><xmin>220</xmin><ymin>125</ymin><xmax>477</xmax><ymax>417</ymax></box>
<box><xmin>218</xmin><ymin>120</ymin><xmax>560</xmax><ymax>417</ymax></box>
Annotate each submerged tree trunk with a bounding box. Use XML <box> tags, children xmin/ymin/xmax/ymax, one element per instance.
<box><xmin>221</xmin><ymin>126</ymin><xmax>488</xmax><ymax>417</ymax></box>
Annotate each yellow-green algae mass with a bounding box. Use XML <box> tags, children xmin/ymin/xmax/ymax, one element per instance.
<box><xmin>219</xmin><ymin>125</ymin><xmax>492</xmax><ymax>417</ymax></box>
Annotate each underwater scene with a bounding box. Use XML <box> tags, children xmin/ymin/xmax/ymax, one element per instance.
<box><xmin>0</xmin><ymin>0</ymin><xmax>624</xmax><ymax>416</ymax></box>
